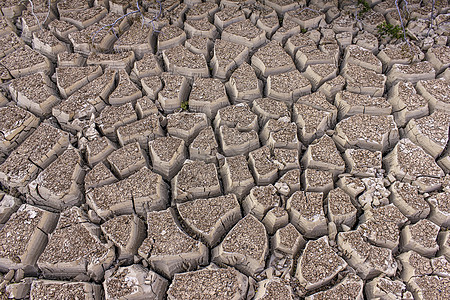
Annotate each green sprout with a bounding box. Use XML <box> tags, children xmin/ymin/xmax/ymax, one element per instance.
<box><xmin>181</xmin><ymin>100</ymin><xmax>189</xmax><ymax>111</ymax></box>
<box><xmin>377</xmin><ymin>22</ymin><xmax>404</xmax><ymax>40</ymax></box>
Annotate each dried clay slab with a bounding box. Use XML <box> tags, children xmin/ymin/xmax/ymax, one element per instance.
<box><xmin>293</xmin><ymin>93</ymin><xmax>337</xmax><ymax>145</ymax></box>
<box><xmin>166</xmin><ymin>112</ymin><xmax>208</xmax><ymax>145</ymax></box>
<box><xmin>28</xmin><ymin>147</ymin><xmax>84</xmax><ymax>211</ymax></box>
<box><xmin>131</xmin><ymin>53</ymin><xmax>163</xmax><ymax>79</ymax></box>
<box><xmin>389</xmin><ymin>181</ymin><xmax>430</xmax><ymax>222</ymax></box>
<box><xmin>184</xmin><ymin>18</ymin><xmax>218</xmax><ymax>39</ymax></box>
<box><xmin>96</xmin><ymin>102</ymin><xmax>137</xmax><ymax>140</ymax></box>
<box><xmin>171</xmin><ymin>160</ymin><xmax>221</xmax><ymax>203</ymax></box>
<box><xmin>261</xmin><ymin>206</ymin><xmax>289</xmax><ymax>235</ymax></box>
<box><xmin>342</xmin><ymin>148</ymin><xmax>382</xmax><ymax>178</ymax></box>
<box><xmin>103</xmin><ymin>264</ymin><xmax>168</xmax><ymax>300</ymax></box>
<box><xmin>260</xmin><ymin>118</ymin><xmax>301</xmax><ymax>150</ymax></box>
<box><xmin>285</xmin><ymin>6</ymin><xmax>325</xmax><ymax>30</ymax></box>
<box><xmin>189</xmin><ymin>77</ymin><xmax>229</xmax><ymax>120</ymax></box>
<box><xmin>341</xmin><ymin>45</ymin><xmax>382</xmax><ymax>73</ymax></box>
<box><xmin>84</xmin><ymin>162</ymin><xmax>117</xmax><ymax>190</ymax></box>
<box><xmin>51</xmin><ymin>12</ymin><xmax>77</xmax><ymax>35</ymax></box>
<box><xmin>157</xmin><ymin>25</ymin><xmax>186</xmax><ymax>51</ymax></box>
<box><xmin>275</xmin><ymin>169</ymin><xmax>302</xmax><ymax>197</ymax></box>
<box><xmin>52</xmin><ymin>69</ymin><xmax>116</xmax><ymax>126</ymax></box>
<box><xmin>221</xmin><ymin>19</ymin><xmax>267</xmax><ymax>49</ymax></box>
<box><xmin>404</xmin><ymin>109</ymin><xmax>450</xmax><ymax>159</ymax></box>
<box><xmin>138</xmin><ymin>208</ymin><xmax>208</xmax><ymax>278</ymax></box>
<box><xmin>226</xmin><ymin>62</ymin><xmax>263</xmax><ymax>104</ymax></box>
<box><xmin>365</xmin><ymin>276</ymin><xmax>411</xmax><ymax>300</ymax></box>
<box><xmin>0</xmin><ymin>194</ymin><xmax>21</xmax><ymax>225</ymax></box>
<box><xmin>135</xmin><ymin>96</ymin><xmax>158</xmax><ymax>119</ymax></box>
<box><xmin>334</xmin><ymin>91</ymin><xmax>391</xmax><ymax>120</ymax></box>
<box><xmin>266</xmin><ymin>70</ymin><xmax>312</xmax><ymax>104</ymax></box>
<box><xmin>85</xmin><ymin>136</ymin><xmax>116</xmax><ymax>167</ymax></box>
<box><xmin>254</xmin><ymin>277</ymin><xmax>295</xmax><ymax>300</ymax></box>
<box><xmin>401</xmin><ymin>219</ymin><xmax>440</xmax><ymax>258</ymax></box>
<box><xmin>87</xmin><ymin>51</ymin><xmax>135</xmax><ymax>73</ymax></box>
<box><xmin>301</xmin><ymin>134</ymin><xmax>345</xmax><ymax>176</ymax></box>
<box><xmin>218</xmin><ymin>125</ymin><xmax>259</xmax><ymax>157</ymax></box>
<box><xmin>189</xmin><ymin>126</ymin><xmax>219</xmax><ymax>164</ymax></box>
<box><xmin>388</xmin><ymin>81</ymin><xmax>429</xmax><ymax>127</ymax></box>
<box><xmin>116</xmin><ymin>114</ymin><xmax>164</xmax><ymax>150</ymax></box>
<box><xmin>383</xmin><ymin>138</ymin><xmax>444</xmax><ymax>183</ymax></box>
<box><xmin>214</xmin><ymin>103</ymin><xmax>259</xmax><ymax>133</ymax></box>
<box><xmin>30</xmin><ymin>280</ymin><xmax>102</xmax><ymax>300</ymax></box>
<box><xmin>149</xmin><ymin>136</ymin><xmax>186</xmax><ymax>181</ymax></box>
<box><xmin>0</xmin><ymin>46</ymin><xmax>52</xmax><ymax>78</ymax></box>
<box><xmin>427</xmin><ymin>191</ymin><xmax>450</xmax><ymax>228</ymax></box>
<box><xmin>185</xmin><ymin>36</ymin><xmax>213</xmax><ymax>60</ymax></box>
<box><xmin>272</xmin><ymin>223</ymin><xmax>305</xmax><ymax>256</ymax></box>
<box><xmin>167</xmin><ymin>265</ymin><xmax>248</xmax><ymax>300</ymax></box>
<box><xmin>214</xmin><ymin>5</ymin><xmax>246</xmax><ymax>30</ymax></box>
<box><xmin>210</xmin><ymin>39</ymin><xmax>249</xmax><ymax>80</ymax></box>
<box><xmin>302</xmin><ymin>168</ymin><xmax>334</xmax><ymax>193</ymax></box>
<box><xmin>303</xmin><ymin>63</ymin><xmax>338</xmax><ymax>91</ymax></box>
<box><xmin>37</xmin><ymin>206</ymin><xmax>115</xmax><ymax>281</ymax></box>
<box><xmin>386</xmin><ymin>61</ymin><xmax>435</xmax><ymax>87</ymax></box>
<box><xmin>0</xmin><ymin>105</ymin><xmax>39</xmax><ymax>153</ymax></box>
<box><xmin>341</xmin><ymin>64</ymin><xmax>386</xmax><ymax>97</ymax></box>
<box><xmin>252</xmin><ymin>97</ymin><xmax>290</xmax><ymax>127</ymax></box>
<box><xmin>185</xmin><ymin>1</ymin><xmax>219</xmax><ymax>22</ymax></box>
<box><xmin>86</xmin><ymin>166</ymin><xmax>167</xmax><ymax>220</ymax></box>
<box><xmin>251</xmin><ymin>40</ymin><xmax>295</xmax><ymax>77</ymax></box>
<box><xmin>220</xmin><ymin>154</ymin><xmax>255</xmax><ymax>200</ymax></box>
<box><xmin>425</xmin><ymin>45</ymin><xmax>450</xmax><ymax>74</ymax></box>
<box><xmin>56</xmin><ymin>65</ymin><xmax>102</xmax><ymax>99</ymax></box>
<box><xmin>32</xmin><ymin>30</ymin><xmax>70</xmax><ymax>62</ymax></box>
<box><xmin>296</xmin><ymin>236</ymin><xmax>347</xmax><ymax>291</ymax></box>
<box><xmin>156</xmin><ymin>73</ymin><xmax>191</xmax><ymax>114</ymax></box>
<box><xmin>212</xmin><ymin>214</ymin><xmax>269</xmax><ymax>277</ymax></box>
<box><xmin>106</xmin><ymin>142</ymin><xmax>148</xmax><ymax>179</ymax></box>
<box><xmin>408</xmin><ymin>275</ymin><xmax>450</xmax><ymax>300</ymax></box>
<box><xmin>177</xmin><ymin>194</ymin><xmax>241</xmax><ymax>247</ymax></box>
<box><xmin>163</xmin><ymin>44</ymin><xmax>209</xmax><ymax>78</ymax></box>
<box><xmin>108</xmin><ymin>69</ymin><xmax>142</xmax><ymax>106</ymax></box>
<box><xmin>333</xmin><ymin>114</ymin><xmax>399</xmax><ymax>153</ymax></box>
<box><xmin>377</xmin><ymin>42</ymin><xmax>424</xmax><ymax>71</ymax></box>
<box><xmin>113</xmin><ymin>21</ymin><xmax>154</xmax><ymax>59</ymax></box>
<box><xmin>286</xmin><ymin>191</ymin><xmax>327</xmax><ymax>239</ymax></box>
<box><xmin>337</xmin><ymin>230</ymin><xmax>397</xmax><ymax>279</ymax></box>
<box><xmin>0</xmin><ymin>204</ymin><xmax>58</xmax><ymax>275</ymax></box>
<box><xmin>0</xmin><ymin>123</ymin><xmax>70</xmax><ymax>192</ymax></box>
<box><xmin>416</xmin><ymin>78</ymin><xmax>450</xmax><ymax>112</ymax></box>
<box><xmin>327</xmin><ymin>187</ymin><xmax>357</xmax><ymax>228</ymax></box>
<box><xmin>9</xmin><ymin>72</ymin><xmax>60</xmax><ymax>117</ymax></box>
<box><xmin>306</xmin><ymin>273</ymin><xmax>364</xmax><ymax>300</ymax></box>
<box><xmin>242</xmin><ymin>184</ymin><xmax>281</xmax><ymax>221</ymax></box>
<box><xmin>397</xmin><ymin>250</ymin><xmax>433</xmax><ymax>282</ymax></box>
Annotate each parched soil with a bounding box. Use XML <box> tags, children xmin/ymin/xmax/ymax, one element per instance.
<box><xmin>0</xmin><ymin>0</ymin><xmax>449</xmax><ymax>299</ymax></box>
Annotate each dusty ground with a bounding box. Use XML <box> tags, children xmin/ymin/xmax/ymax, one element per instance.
<box><xmin>0</xmin><ymin>0</ymin><xmax>450</xmax><ymax>299</ymax></box>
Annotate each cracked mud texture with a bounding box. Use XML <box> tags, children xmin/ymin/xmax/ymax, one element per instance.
<box><xmin>0</xmin><ymin>0</ymin><xmax>450</xmax><ymax>299</ymax></box>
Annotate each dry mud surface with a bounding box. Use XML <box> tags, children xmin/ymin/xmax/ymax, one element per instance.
<box><xmin>0</xmin><ymin>0</ymin><xmax>450</xmax><ymax>299</ymax></box>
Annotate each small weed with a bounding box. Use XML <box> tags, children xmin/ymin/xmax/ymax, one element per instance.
<box><xmin>357</xmin><ymin>0</ymin><xmax>371</xmax><ymax>18</ymax></box>
<box><xmin>181</xmin><ymin>100</ymin><xmax>189</xmax><ymax>111</ymax></box>
<box><xmin>377</xmin><ymin>22</ymin><xmax>404</xmax><ymax>40</ymax></box>
<box><xmin>358</xmin><ymin>0</ymin><xmax>371</xmax><ymax>13</ymax></box>
<box><xmin>301</xmin><ymin>27</ymin><xmax>307</xmax><ymax>34</ymax></box>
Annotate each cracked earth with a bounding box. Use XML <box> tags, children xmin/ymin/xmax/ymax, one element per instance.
<box><xmin>0</xmin><ymin>0</ymin><xmax>450</xmax><ymax>299</ymax></box>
